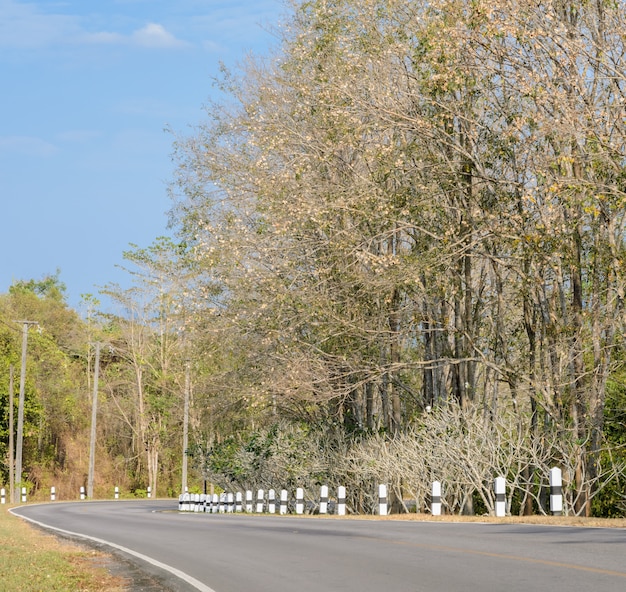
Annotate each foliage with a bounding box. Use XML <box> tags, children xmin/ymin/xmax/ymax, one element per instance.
<box><xmin>3</xmin><ymin>0</ymin><xmax>626</xmax><ymax>516</ymax></box>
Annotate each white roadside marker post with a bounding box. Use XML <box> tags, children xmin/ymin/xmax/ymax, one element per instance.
<box><xmin>1</xmin><ymin>488</ymin><xmax>5</xmax><ymax>504</ymax></box>
<box><xmin>268</xmin><ymin>489</ymin><xmax>276</xmax><ymax>514</ymax></box>
<box><xmin>494</xmin><ymin>476</ymin><xmax>506</xmax><ymax>517</ymax></box>
<box><xmin>80</xmin><ymin>486</ymin><xmax>85</xmax><ymax>500</ymax></box>
<box><xmin>378</xmin><ymin>484</ymin><xmax>388</xmax><ymax>516</ymax></box>
<box><xmin>296</xmin><ymin>487</ymin><xmax>304</xmax><ymax>515</ymax></box>
<box><xmin>550</xmin><ymin>467</ymin><xmax>563</xmax><ymax>516</ymax></box>
<box><xmin>212</xmin><ymin>493</ymin><xmax>219</xmax><ymax>514</ymax></box>
<box><xmin>280</xmin><ymin>489</ymin><xmax>288</xmax><ymax>515</ymax></box>
<box><xmin>319</xmin><ymin>485</ymin><xmax>328</xmax><ymax>514</ymax></box>
<box><xmin>337</xmin><ymin>486</ymin><xmax>346</xmax><ymax>516</ymax></box>
<box><xmin>236</xmin><ymin>491</ymin><xmax>243</xmax><ymax>512</ymax></box>
<box><xmin>227</xmin><ymin>493</ymin><xmax>234</xmax><ymax>513</ymax></box>
<box><xmin>431</xmin><ymin>481</ymin><xmax>442</xmax><ymax>516</ymax></box>
<box><xmin>21</xmin><ymin>487</ymin><xmax>27</xmax><ymax>503</ymax></box>
<box><xmin>114</xmin><ymin>486</ymin><xmax>119</xmax><ymax>500</ymax></box>
<box><xmin>256</xmin><ymin>489</ymin><xmax>265</xmax><ymax>513</ymax></box>
<box><xmin>51</xmin><ymin>486</ymin><xmax>56</xmax><ymax>502</ymax></box>
<box><xmin>245</xmin><ymin>490</ymin><xmax>253</xmax><ymax>513</ymax></box>
<box><xmin>147</xmin><ymin>486</ymin><xmax>152</xmax><ymax>498</ymax></box>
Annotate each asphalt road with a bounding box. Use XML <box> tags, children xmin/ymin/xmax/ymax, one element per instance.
<box><xmin>11</xmin><ymin>501</ymin><xmax>626</xmax><ymax>592</ymax></box>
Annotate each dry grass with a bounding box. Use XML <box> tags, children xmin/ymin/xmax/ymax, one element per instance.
<box><xmin>311</xmin><ymin>512</ymin><xmax>626</xmax><ymax>528</ymax></box>
<box><xmin>0</xmin><ymin>506</ymin><xmax>128</xmax><ymax>592</ymax></box>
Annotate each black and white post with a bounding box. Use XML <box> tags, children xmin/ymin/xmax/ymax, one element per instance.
<box><xmin>319</xmin><ymin>485</ymin><xmax>328</xmax><ymax>514</ymax></box>
<box><xmin>494</xmin><ymin>476</ymin><xmax>506</xmax><ymax>517</ymax></box>
<box><xmin>296</xmin><ymin>487</ymin><xmax>304</xmax><ymax>515</ymax></box>
<box><xmin>550</xmin><ymin>467</ymin><xmax>563</xmax><ymax>516</ymax></box>
<box><xmin>50</xmin><ymin>486</ymin><xmax>56</xmax><ymax>502</ymax></box>
<box><xmin>268</xmin><ymin>489</ymin><xmax>276</xmax><ymax>514</ymax></box>
<box><xmin>256</xmin><ymin>489</ymin><xmax>265</xmax><ymax>513</ymax></box>
<box><xmin>245</xmin><ymin>490</ymin><xmax>253</xmax><ymax>513</ymax></box>
<box><xmin>378</xmin><ymin>484</ymin><xmax>388</xmax><ymax>516</ymax></box>
<box><xmin>1</xmin><ymin>488</ymin><xmax>5</xmax><ymax>505</ymax></box>
<box><xmin>337</xmin><ymin>486</ymin><xmax>346</xmax><ymax>516</ymax></box>
<box><xmin>431</xmin><ymin>481</ymin><xmax>442</xmax><ymax>516</ymax></box>
<box><xmin>236</xmin><ymin>491</ymin><xmax>243</xmax><ymax>512</ymax></box>
<box><xmin>280</xmin><ymin>489</ymin><xmax>288</xmax><ymax>515</ymax></box>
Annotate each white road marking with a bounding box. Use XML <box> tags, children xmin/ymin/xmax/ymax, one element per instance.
<box><xmin>10</xmin><ymin>507</ymin><xmax>217</xmax><ymax>592</ymax></box>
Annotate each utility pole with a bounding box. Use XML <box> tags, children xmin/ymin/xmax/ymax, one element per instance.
<box><xmin>87</xmin><ymin>342</ymin><xmax>101</xmax><ymax>499</ymax></box>
<box><xmin>181</xmin><ymin>357</ymin><xmax>191</xmax><ymax>494</ymax></box>
<box><xmin>15</xmin><ymin>320</ymin><xmax>38</xmax><ymax>503</ymax></box>
<box><xmin>8</xmin><ymin>365</ymin><xmax>15</xmax><ymax>504</ymax></box>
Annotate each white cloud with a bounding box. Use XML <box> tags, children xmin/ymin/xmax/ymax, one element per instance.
<box><xmin>0</xmin><ymin>135</ymin><xmax>58</xmax><ymax>156</ymax></box>
<box><xmin>131</xmin><ymin>23</ymin><xmax>186</xmax><ymax>48</ymax></box>
<box><xmin>0</xmin><ymin>1</ymin><xmax>187</xmax><ymax>50</ymax></box>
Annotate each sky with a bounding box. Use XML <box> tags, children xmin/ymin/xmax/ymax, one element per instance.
<box><xmin>0</xmin><ymin>0</ymin><xmax>285</xmax><ymax>311</ymax></box>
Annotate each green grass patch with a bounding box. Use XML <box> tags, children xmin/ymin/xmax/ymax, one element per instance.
<box><xmin>0</xmin><ymin>506</ymin><xmax>127</xmax><ymax>592</ymax></box>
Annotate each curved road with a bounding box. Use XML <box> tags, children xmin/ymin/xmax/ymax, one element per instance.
<box><xmin>12</xmin><ymin>501</ymin><xmax>626</xmax><ymax>592</ymax></box>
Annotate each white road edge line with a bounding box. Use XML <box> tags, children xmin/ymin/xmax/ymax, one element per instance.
<box><xmin>9</xmin><ymin>507</ymin><xmax>217</xmax><ymax>592</ymax></box>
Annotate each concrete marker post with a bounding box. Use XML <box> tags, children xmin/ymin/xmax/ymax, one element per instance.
<box><xmin>80</xmin><ymin>486</ymin><xmax>86</xmax><ymax>500</ymax></box>
<box><xmin>194</xmin><ymin>493</ymin><xmax>201</xmax><ymax>512</ymax></box>
<box><xmin>147</xmin><ymin>486</ymin><xmax>152</xmax><ymax>498</ymax></box>
<box><xmin>268</xmin><ymin>489</ymin><xmax>276</xmax><ymax>514</ymax></box>
<box><xmin>337</xmin><ymin>486</ymin><xmax>346</xmax><ymax>516</ymax></box>
<box><xmin>236</xmin><ymin>491</ymin><xmax>243</xmax><ymax>512</ymax></box>
<box><xmin>494</xmin><ymin>476</ymin><xmax>506</xmax><ymax>517</ymax></box>
<box><xmin>114</xmin><ymin>486</ymin><xmax>120</xmax><ymax>500</ymax></box>
<box><xmin>280</xmin><ymin>489</ymin><xmax>288</xmax><ymax>515</ymax></box>
<box><xmin>1</xmin><ymin>488</ymin><xmax>5</xmax><ymax>504</ymax></box>
<box><xmin>245</xmin><ymin>490</ymin><xmax>253</xmax><ymax>513</ymax></box>
<box><xmin>550</xmin><ymin>467</ymin><xmax>563</xmax><ymax>516</ymax></box>
<box><xmin>21</xmin><ymin>487</ymin><xmax>27</xmax><ymax>503</ymax></box>
<box><xmin>227</xmin><ymin>492</ymin><xmax>234</xmax><ymax>513</ymax></box>
<box><xmin>296</xmin><ymin>487</ymin><xmax>304</xmax><ymax>515</ymax></box>
<box><xmin>212</xmin><ymin>493</ymin><xmax>219</xmax><ymax>513</ymax></box>
<box><xmin>431</xmin><ymin>481</ymin><xmax>442</xmax><ymax>516</ymax></box>
<box><xmin>256</xmin><ymin>489</ymin><xmax>265</xmax><ymax>513</ymax></box>
<box><xmin>378</xmin><ymin>484</ymin><xmax>388</xmax><ymax>516</ymax></box>
<box><xmin>319</xmin><ymin>485</ymin><xmax>329</xmax><ymax>514</ymax></box>
<box><xmin>51</xmin><ymin>486</ymin><xmax>56</xmax><ymax>502</ymax></box>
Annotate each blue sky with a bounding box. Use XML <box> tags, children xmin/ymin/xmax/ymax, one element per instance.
<box><xmin>0</xmin><ymin>0</ymin><xmax>285</xmax><ymax>310</ymax></box>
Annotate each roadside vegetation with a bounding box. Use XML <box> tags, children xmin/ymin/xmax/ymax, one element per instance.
<box><xmin>3</xmin><ymin>0</ymin><xmax>626</xmax><ymax>519</ymax></box>
<box><xmin>0</xmin><ymin>506</ymin><xmax>126</xmax><ymax>591</ymax></box>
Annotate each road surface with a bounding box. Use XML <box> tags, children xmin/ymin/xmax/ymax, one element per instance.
<box><xmin>12</xmin><ymin>501</ymin><xmax>626</xmax><ymax>592</ymax></box>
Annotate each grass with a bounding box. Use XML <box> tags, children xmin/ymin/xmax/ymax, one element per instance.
<box><xmin>0</xmin><ymin>506</ymin><xmax>127</xmax><ymax>592</ymax></box>
<box><xmin>312</xmin><ymin>512</ymin><xmax>626</xmax><ymax>528</ymax></box>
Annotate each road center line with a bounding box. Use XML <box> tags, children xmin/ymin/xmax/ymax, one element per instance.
<box><xmin>359</xmin><ymin>535</ymin><xmax>626</xmax><ymax>579</ymax></box>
